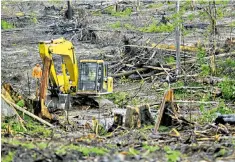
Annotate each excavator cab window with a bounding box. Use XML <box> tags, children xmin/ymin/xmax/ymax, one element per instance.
<box><xmin>79</xmin><ymin>62</ymin><xmax>102</xmax><ymax>91</ymax></box>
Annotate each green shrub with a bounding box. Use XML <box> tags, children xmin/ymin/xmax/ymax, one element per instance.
<box><xmin>106</xmin><ymin>91</ymin><xmax>129</xmax><ymax>106</ymax></box>
<box><xmin>1</xmin><ymin>151</ymin><xmax>16</xmax><ymax>162</ymax></box>
<box><xmin>139</xmin><ymin>22</ymin><xmax>174</xmax><ymax>33</ymax></box>
<box><xmin>109</xmin><ymin>21</ymin><xmax>121</xmax><ymax>28</ymax></box>
<box><xmin>124</xmin><ymin>23</ymin><xmax>136</xmax><ymax>30</ymax></box>
<box><xmin>147</xmin><ymin>3</ymin><xmax>163</xmax><ymax>9</ymax></box>
<box><xmin>196</xmin><ymin>47</ymin><xmax>206</xmax><ymax>65</ymax></box>
<box><xmin>56</xmin><ymin>144</ymin><xmax>109</xmax><ymax>156</ymax></box>
<box><xmin>2</xmin><ymin>114</ymin><xmax>52</xmax><ymax>138</ymax></box>
<box><xmin>217</xmin><ymin>58</ymin><xmax>235</xmax><ymax>78</ymax></box>
<box><xmin>200</xmin><ymin>64</ymin><xmax>210</xmax><ymax>76</ymax></box>
<box><xmin>165</xmin><ymin>56</ymin><xmax>175</xmax><ymax>64</ymax></box>
<box><xmin>199</xmin><ymin>100</ymin><xmax>235</xmax><ymax>123</ymax></box>
<box><xmin>219</xmin><ymin>78</ymin><xmax>235</xmax><ymax>100</ymax></box>
<box><xmin>30</xmin><ymin>13</ymin><xmax>38</xmax><ymax>24</ymax></box>
<box><xmin>143</xmin><ymin>144</ymin><xmax>160</xmax><ymax>152</ymax></box>
<box><xmin>1</xmin><ymin>20</ymin><xmax>14</xmax><ymax>29</ymax></box>
<box><xmin>164</xmin><ymin>146</ymin><xmax>182</xmax><ymax>162</ymax></box>
<box><xmin>111</xmin><ymin>7</ymin><xmax>132</xmax><ymax>17</ymax></box>
<box><xmin>128</xmin><ymin>147</ymin><xmax>140</xmax><ymax>156</ymax></box>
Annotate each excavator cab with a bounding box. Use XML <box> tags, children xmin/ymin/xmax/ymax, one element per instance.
<box><xmin>78</xmin><ymin>60</ymin><xmax>113</xmax><ymax>95</ymax></box>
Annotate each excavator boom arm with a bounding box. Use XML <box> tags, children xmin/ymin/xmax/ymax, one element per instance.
<box><xmin>39</xmin><ymin>38</ymin><xmax>78</xmax><ymax>92</ymax></box>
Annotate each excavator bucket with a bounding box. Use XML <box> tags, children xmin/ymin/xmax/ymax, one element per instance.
<box><xmin>40</xmin><ymin>99</ymin><xmax>52</xmax><ymax>120</ymax></box>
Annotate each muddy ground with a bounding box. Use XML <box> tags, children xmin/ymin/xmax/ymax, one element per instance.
<box><xmin>1</xmin><ymin>1</ymin><xmax>235</xmax><ymax>162</ymax></box>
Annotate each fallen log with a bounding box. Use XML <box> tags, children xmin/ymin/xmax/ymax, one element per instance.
<box><xmin>172</xmin><ymin>86</ymin><xmax>207</xmax><ymax>90</ymax></box>
<box><xmin>112</xmin><ymin>65</ymin><xmax>170</xmax><ymax>78</ymax></box>
<box><xmin>215</xmin><ymin>114</ymin><xmax>235</xmax><ymax>125</ymax></box>
<box><xmin>122</xmin><ymin>44</ymin><xmax>198</xmax><ymax>53</ymax></box>
<box><xmin>166</xmin><ymin>51</ymin><xmax>235</xmax><ymax>66</ymax></box>
<box><xmin>144</xmin><ymin>72</ymin><xmax>166</xmax><ymax>81</ymax></box>
<box><xmin>125</xmin><ymin>64</ymin><xmax>171</xmax><ymax>71</ymax></box>
<box><xmin>111</xmin><ymin>67</ymin><xmax>147</xmax><ymax>78</ymax></box>
<box><xmin>125</xmin><ymin>104</ymin><xmax>155</xmax><ymax>128</ymax></box>
<box><xmin>2</xmin><ymin>94</ymin><xmax>54</xmax><ymax>128</ymax></box>
<box><xmin>174</xmin><ymin>100</ymin><xmax>219</xmax><ymax>104</ymax></box>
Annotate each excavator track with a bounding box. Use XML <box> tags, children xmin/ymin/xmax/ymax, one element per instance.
<box><xmin>45</xmin><ymin>94</ymin><xmax>115</xmax><ymax>113</ymax></box>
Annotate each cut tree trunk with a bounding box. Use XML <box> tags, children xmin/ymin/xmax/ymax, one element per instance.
<box><xmin>153</xmin><ymin>89</ymin><xmax>193</xmax><ymax>134</ymax></box>
<box><xmin>125</xmin><ymin>104</ymin><xmax>155</xmax><ymax>128</ymax></box>
<box><xmin>108</xmin><ymin>113</ymin><xmax>124</xmax><ymax>132</ymax></box>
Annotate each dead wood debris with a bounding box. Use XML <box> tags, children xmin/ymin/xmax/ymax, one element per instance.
<box><xmin>125</xmin><ymin>104</ymin><xmax>155</xmax><ymax>128</ymax></box>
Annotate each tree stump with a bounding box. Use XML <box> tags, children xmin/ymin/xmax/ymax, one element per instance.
<box><xmin>108</xmin><ymin>113</ymin><xmax>124</xmax><ymax>132</ymax></box>
<box><xmin>153</xmin><ymin>89</ymin><xmax>191</xmax><ymax>134</ymax></box>
<box><xmin>125</xmin><ymin>104</ymin><xmax>155</xmax><ymax>128</ymax></box>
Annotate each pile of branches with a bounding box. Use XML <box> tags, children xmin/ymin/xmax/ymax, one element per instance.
<box><xmin>109</xmin><ymin>36</ymin><xmax>176</xmax><ymax>80</ymax></box>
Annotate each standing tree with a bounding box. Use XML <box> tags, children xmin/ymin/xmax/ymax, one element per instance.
<box><xmin>199</xmin><ymin>0</ymin><xmax>229</xmax><ymax>75</ymax></box>
<box><xmin>66</xmin><ymin>0</ymin><xmax>73</xmax><ymax>19</ymax></box>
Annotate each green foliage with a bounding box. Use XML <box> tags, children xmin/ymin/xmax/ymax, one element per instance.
<box><xmin>197</xmin><ymin>47</ymin><xmax>206</xmax><ymax>65</ymax></box>
<box><xmin>158</xmin><ymin>125</ymin><xmax>170</xmax><ymax>132</ymax></box>
<box><xmin>218</xmin><ymin>78</ymin><xmax>235</xmax><ymax>100</ymax></box>
<box><xmin>140</xmin><ymin>125</ymin><xmax>154</xmax><ymax>131</ymax></box>
<box><xmin>172</xmin><ymin>81</ymin><xmax>186</xmax><ymax>100</ymax></box>
<box><xmin>2</xmin><ymin>114</ymin><xmax>52</xmax><ymax>137</ymax></box>
<box><xmin>139</xmin><ymin>22</ymin><xmax>174</xmax><ymax>33</ymax></box>
<box><xmin>120</xmin><ymin>76</ymin><xmax>131</xmax><ymax>84</ymax></box>
<box><xmin>111</xmin><ymin>8</ymin><xmax>132</xmax><ymax>17</ymax></box>
<box><xmin>1</xmin><ymin>20</ymin><xmax>14</xmax><ymax>29</ymax></box>
<box><xmin>123</xmin><ymin>23</ymin><xmax>136</xmax><ymax>30</ymax></box>
<box><xmin>164</xmin><ymin>146</ymin><xmax>182</xmax><ymax>162</ymax></box>
<box><xmin>104</xmin><ymin>6</ymin><xmax>115</xmax><ymax>14</ymax></box>
<box><xmin>143</xmin><ymin>144</ymin><xmax>160</xmax><ymax>153</ymax></box>
<box><xmin>229</xmin><ymin>21</ymin><xmax>235</xmax><ymax>27</ymax></box>
<box><xmin>187</xmin><ymin>13</ymin><xmax>196</xmax><ymax>21</ymax></box>
<box><xmin>217</xmin><ymin>58</ymin><xmax>235</xmax><ymax>79</ymax></box>
<box><xmin>146</xmin><ymin>3</ymin><xmax>163</xmax><ymax>9</ymax></box>
<box><xmin>2</xmin><ymin>118</ymin><xmax>25</xmax><ymax>133</ymax></box>
<box><xmin>109</xmin><ymin>20</ymin><xmax>175</xmax><ymax>33</ymax></box>
<box><xmin>105</xmin><ymin>6</ymin><xmax>132</xmax><ymax>17</ymax></box>
<box><xmin>106</xmin><ymin>91</ymin><xmax>129</xmax><ymax>106</ymax></box>
<box><xmin>56</xmin><ymin>144</ymin><xmax>109</xmax><ymax>156</ymax></box>
<box><xmin>213</xmin><ymin>148</ymin><xmax>227</xmax><ymax>158</ymax></box>
<box><xmin>92</xmin><ymin>11</ymin><xmax>102</xmax><ymax>16</ymax></box>
<box><xmin>30</xmin><ymin>12</ymin><xmax>38</xmax><ymax>24</ymax></box>
<box><xmin>174</xmin><ymin>90</ymin><xmax>186</xmax><ymax>100</ymax></box>
<box><xmin>174</xmin><ymin>81</ymin><xmax>184</xmax><ymax>87</ymax></box>
<box><xmin>216</xmin><ymin>101</ymin><xmax>235</xmax><ymax>114</ymax></box>
<box><xmin>48</xmin><ymin>0</ymin><xmax>62</xmax><ymax>5</ymax></box>
<box><xmin>130</xmin><ymin>97</ymin><xmax>140</xmax><ymax>106</ymax></box>
<box><xmin>128</xmin><ymin>147</ymin><xmax>140</xmax><ymax>156</ymax></box>
<box><xmin>200</xmin><ymin>64</ymin><xmax>210</xmax><ymax>76</ymax></box>
<box><xmin>109</xmin><ymin>21</ymin><xmax>121</xmax><ymax>29</ymax></box>
<box><xmin>1</xmin><ymin>151</ymin><xmax>16</xmax><ymax>162</ymax></box>
<box><xmin>199</xmin><ymin>100</ymin><xmax>235</xmax><ymax>123</ymax></box>
<box><xmin>165</xmin><ymin>56</ymin><xmax>175</xmax><ymax>64</ymax></box>
<box><xmin>2</xmin><ymin>138</ymin><xmax>48</xmax><ymax>150</ymax></box>
<box><xmin>196</xmin><ymin>47</ymin><xmax>211</xmax><ymax>76</ymax></box>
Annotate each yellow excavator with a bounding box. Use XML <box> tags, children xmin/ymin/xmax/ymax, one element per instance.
<box><xmin>37</xmin><ymin>38</ymin><xmax>113</xmax><ymax>120</ymax></box>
